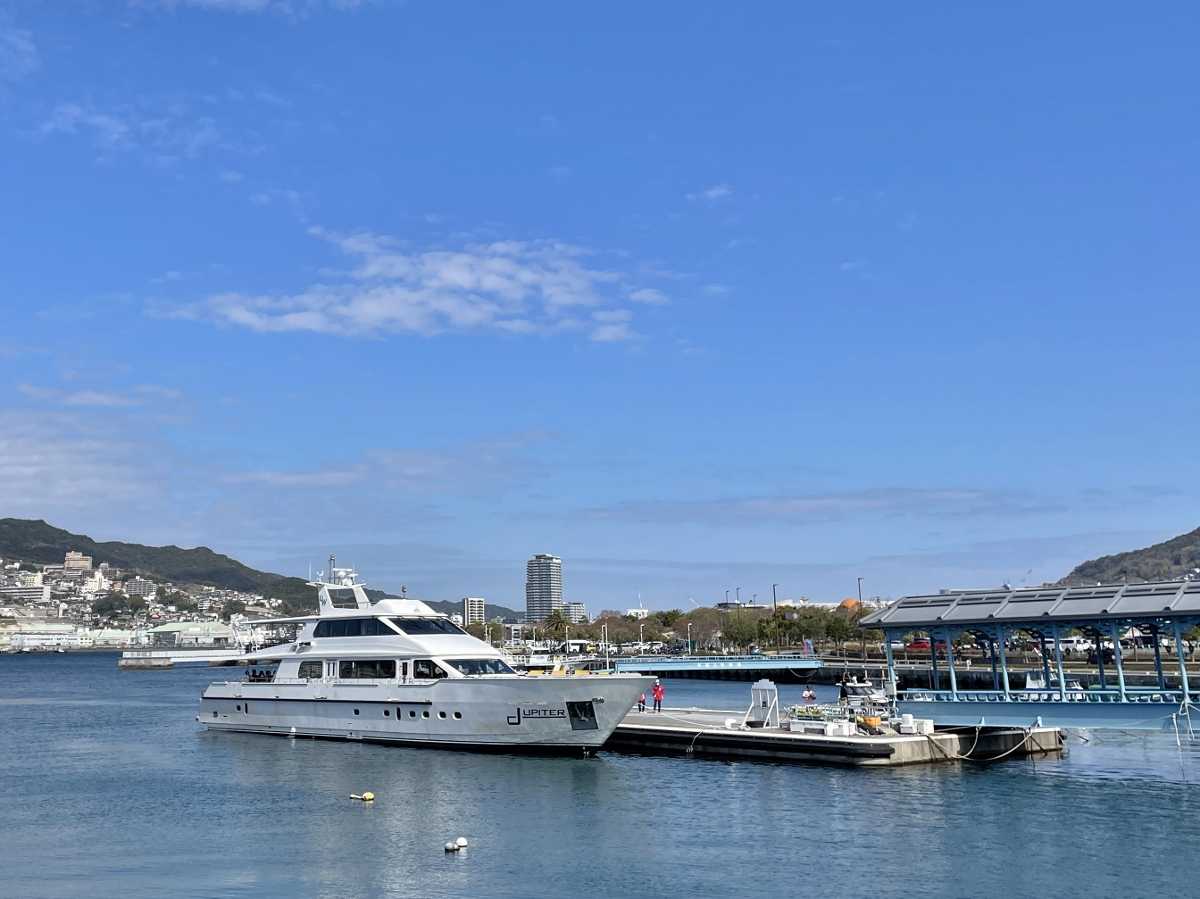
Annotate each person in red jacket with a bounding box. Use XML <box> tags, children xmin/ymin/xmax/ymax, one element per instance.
<box><xmin>651</xmin><ymin>679</ymin><xmax>665</xmax><ymax>712</ymax></box>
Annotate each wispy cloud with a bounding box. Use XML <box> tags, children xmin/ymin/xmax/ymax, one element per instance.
<box><xmin>0</xmin><ymin>412</ymin><xmax>164</xmax><ymax>515</ymax></box>
<box><xmin>226</xmin><ymin>432</ymin><xmax>549</xmax><ymax>493</ymax></box>
<box><xmin>627</xmin><ymin>287</ymin><xmax>669</xmax><ymax>305</ymax></box>
<box><xmin>174</xmin><ymin>226</ymin><xmax>660</xmax><ymax>342</ymax></box>
<box><xmin>0</xmin><ymin>21</ymin><xmax>38</xmax><ymax>82</ymax></box>
<box><xmin>583</xmin><ymin>487</ymin><xmax>1066</xmax><ymax>526</ymax></box>
<box><xmin>137</xmin><ymin>0</ymin><xmax>368</xmax><ymax>14</ymax></box>
<box><xmin>19</xmin><ymin>383</ymin><xmax>182</xmax><ymax>408</ymax></box>
<box><xmin>686</xmin><ymin>183</ymin><xmax>734</xmax><ymax>202</ymax></box>
<box><xmin>38</xmin><ymin>100</ymin><xmax>229</xmax><ymax>164</ymax></box>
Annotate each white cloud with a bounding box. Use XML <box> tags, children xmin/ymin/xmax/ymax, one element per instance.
<box><xmin>183</xmin><ymin>227</ymin><xmax>655</xmax><ymax>342</ymax></box>
<box><xmin>0</xmin><ymin>412</ymin><xmax>162</xmax><ymax>515</ymax></box>
<box><xmin>225</xmin><ymin>433</ymin><xmax>548</xmax><ymax>493</ymax></box>
<box><xmin>686</xmin><ymin>183</ymin><xmax>734</xmax><ymax>202</ymax></box>
<box><xmin>0</xmin><ymin>22</ymin><xmax>38</xmax><ymax>82</ymax></box>
<box><xmin>627</xmin><ymin>287</ymin><xmax>669</xmax><ymax>305</ymax></box>
<box><xmin>138</xmin><ymin>0</ymin><xmax>368</xmax><ymax>13</ymax></box>
<box><xmin>38</xmin><ymin>100</ymin><xmax>231</xmax><ymax>164</ymax></box>
<box><xmin>589</xmin><ymin>309</ymin><xmax>636</xmax><ymax>343</ymax></box>
<box><xmin>18</xmin><ymin>383</ymin><xmax>183</xmax><ymax>408</ymax></box>
<box><xmin>585</xmin><ymin>487</ymin><xmax>1065</xmax><ymax>526</ymax></box>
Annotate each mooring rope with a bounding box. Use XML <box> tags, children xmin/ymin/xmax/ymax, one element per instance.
<box><xmin>924</xmin><ymin>726</ymin><xmax>1037</xmax><ymax>763</ymax></box>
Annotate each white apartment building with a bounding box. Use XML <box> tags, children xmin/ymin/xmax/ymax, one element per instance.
<box><xmin>565</xmin><ymin>601</ymin><xmax>588</xmax><ymax>624</ymax></box>
<box><xmin>462</xmin><ymin>596</ymin><xmax>487</xmax><ymax>626</ymax></box>
<box><xmin>525</xmin><ymin>554</ymin><xmax>562</xmax><ymax>623</ymax></box>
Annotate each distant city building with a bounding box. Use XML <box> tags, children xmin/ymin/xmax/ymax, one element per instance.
<box><xmin>125</xmin><ymin>577</ymin><xmax>156</xmax><ymax>599</ymax></box>
<box><xmin>625</xmin><ymin>606</ymin><xmax>649</xmax><ymax>620</ymax></box>
<box><xmin>502</xmin><ymin>622</ymin><xmax>525</xmax><ymax>644</ymax></box>
<box><xmin>64</xmin><ymin>550</ymin><xmax>93</xmax><ymax>572</ymax></box>
<box><xmin>0</xmin><ymin>584</ymin><xmax>51</xmax><ymax>604</ymax></box>
<box><xmin>565</xmin><ymin>601</ymin><xmax>588</xmax><ymax>624</ymax></box>
<box><xmin>462</xmin><ymin>596</ymin><xmax>486</xmax><ymax>626</ymax></box>
<box><xmin>525</xmin><ymin>554</ymin><xmax>563</xmax><ymax>623</ymax></box>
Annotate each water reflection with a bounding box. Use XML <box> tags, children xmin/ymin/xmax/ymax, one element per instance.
<box><xmin>2</xmin><ymin>654</ymin><xmax>1198</xmax><ymax>899</ymax></box>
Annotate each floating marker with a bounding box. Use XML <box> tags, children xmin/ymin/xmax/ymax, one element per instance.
<box><xmin>445</xmin><ymin>842</ymin><xmax>458</xmax><ymax>853</ymax></box>
<box><xmin>455</xmin><ymin>837</ymin><xmax>468</xmax><ymax>849</ymax></box>
<box><xmin>350</xmin><ymin>792</ymin><xmax>375</xmax><ymax>802</ymax></box>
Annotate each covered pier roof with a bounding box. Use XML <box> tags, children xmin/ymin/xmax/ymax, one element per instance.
<box><xmin>860</xmin><ymin>579</ymin><xmax>1200</xmax><ymax>630</ymax></box>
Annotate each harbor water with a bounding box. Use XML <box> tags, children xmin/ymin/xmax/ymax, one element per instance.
<box><xmin>2</xmin><ymin>652</ymin><xmax>1197</xmax><ymax>899</ymax></box>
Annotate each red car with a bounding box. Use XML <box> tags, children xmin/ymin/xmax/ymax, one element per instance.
<box><xmin>905</xmin><ymin>638</ymin><xmax>947</xmax><ymax>652</ymax></box>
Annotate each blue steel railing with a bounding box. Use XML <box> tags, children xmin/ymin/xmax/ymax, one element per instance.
<box><xmin>901</xmin><ymin>689</ymin><xmax>1185</xmax><ymax>704</ymax></box>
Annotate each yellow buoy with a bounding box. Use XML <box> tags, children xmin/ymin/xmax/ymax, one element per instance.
<box><xmin>350</xmin><ymin>792</ymin><xmax>376</xmax><ymax>802</ymax></box>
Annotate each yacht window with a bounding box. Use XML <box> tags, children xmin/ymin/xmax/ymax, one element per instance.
<box><xmin>314</xmin><ymin>618</ymin><xmax>394</xmax><ymax>638</ymax></box>
<box><xmin>413</xmin><ymin>659</ymin><xmax>449</xmax><ymax>679</ymax></box>
<box><xmin>447</xmin><ymin>658</ymin><xmax>515</xmax><ymax>676</ymax></box>
<box><xmin>338</xmin><ymin>659</ymin><xmax>397</xmax><ymax>679</ymax></box>
<box><xmin>327</xmin><ymin>588</ymin><xmax>359</xmax><ymax>609</ymax></box>
<box><xmin>298</xmin><ymin>660</ymin><xmax>323</xmax><ymax>679</ymax></box>
<box><xmin>390</xmin><ymin>617</ymin><xmax>467</xmax><ymax>636</ymax></box>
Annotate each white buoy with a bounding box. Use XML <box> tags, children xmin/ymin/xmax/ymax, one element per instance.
<box><xmin>455</xmin><ymin>837</ymin><xmax>468</xmax><ymax>849</ymax></box>
<box><xmin>445</xmin><ymin>842</ymin><xmax>458</xmax><ymax>853</ymax></box>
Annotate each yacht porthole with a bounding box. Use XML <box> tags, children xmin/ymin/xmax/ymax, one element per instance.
<box><xmin>383</xmin><ymin>709</ymin><xmax>390</xmax><ymax>717</ymax></box>
<box><xmin>409</xmin><ymin>710</ymin><xmax>417</xmax><ymax>718</ymax></box>
<box><xmin>212</xmin><ymin>711</ymin><xmax>218</xmax><ymax>718</ymax></box>
<box><xmin>422</xmin><ymin>710</ymin><xmax>430</xmax><ymax>718</ymax></box>
<box><xmin>453</xmin><ymin>711</ymin><xmax>462</xmax><ymax>720</ymax></box>
<box><xmin>353</xmin><ymin>708</ymin><xmax>360</xmax><ymax>716</ymax></box>
<box><xmin>235</xmin><ymin>704</ymin><xmax>241</xmax><ymax>712</ymax></box>
<box><xmin>438</xmin><ymin>711</ymin><xmax>446</xmax><ymax>719</ymax></box>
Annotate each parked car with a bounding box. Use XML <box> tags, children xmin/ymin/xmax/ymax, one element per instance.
<box><xmin>905</xmin><ymin>638</ymin><xmax>947</xmax><ymax>652</ymax></box>
<box><xmin>1058</xmin><ymin>636</ymin><xmax>1094</xmax><ymax>654</ymax></box>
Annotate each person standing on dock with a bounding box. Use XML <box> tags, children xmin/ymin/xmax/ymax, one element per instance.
<box><xmin>652</xmin><ymin>679</ymin><xmax>665</xmax><ymax>713</ymax></box>
<box><xmin>637</xmin><ymin>691</ymin><xmax>646</xmax><ymax>713</ymax></box>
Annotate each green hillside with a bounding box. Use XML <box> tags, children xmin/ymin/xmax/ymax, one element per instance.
<box><xmin>0</xmin><ymin>518</ymin><xmax>522</xmax><ymax>618</ymax></box>
<box><xmin>0</xmin><ymin>518</ymin><xmax>326</xmax><ymax>612</ymax></box>
<box><xmin>1063</xmin><ymin>526</ymin><xmax>1200</xmax><ymax>585</ymax></box>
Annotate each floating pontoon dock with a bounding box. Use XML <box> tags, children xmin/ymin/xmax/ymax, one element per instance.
<box><xmin>861</xmin><ymin>580</ymin><xmax>1200</xmax><ymax>730</ymax></box>
<box><xmin>606</xmin><ymin>707</ymin><xmax>1063</xmax><ymax>766</ymax></box>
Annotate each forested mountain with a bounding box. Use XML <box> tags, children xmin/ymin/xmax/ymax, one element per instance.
<box><xmin>0</xmin><ymin>518</ymin><xmax>521</xmax><ymax>618</ymax></box>
<box><xmin>1063</xmin><ymin>527</ymin><xmax>1200</xmax><ymax>585</ymax></box>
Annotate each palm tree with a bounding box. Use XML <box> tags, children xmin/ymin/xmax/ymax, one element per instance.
<box><xmin>543</xmin><ymin>609</ymin><xmax>568</xmax><ymax>641</ymax></box>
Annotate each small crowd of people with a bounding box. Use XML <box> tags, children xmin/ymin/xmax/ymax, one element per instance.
<box><xmin>637</xmin><ymin>679</ymin><xmax>666</xmax><ymax>712</ymax></box>
<box><xmin>245</xmin><ymin>667</ymin><xmax>274</xmax><ymax>683</ymax></box>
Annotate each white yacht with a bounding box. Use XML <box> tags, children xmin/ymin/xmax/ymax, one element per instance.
<box><xmin>198</xmin><ymin>566</ymin><xmax>651</xmax><ymax>754</ymax></box>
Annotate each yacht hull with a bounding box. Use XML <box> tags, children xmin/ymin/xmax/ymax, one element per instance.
<box><xmin>198</xmin><ymin>674</ymin><xmax>652</xmax><ymax>751</ymax></box>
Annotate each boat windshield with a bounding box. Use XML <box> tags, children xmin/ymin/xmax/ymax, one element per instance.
<box><xmin>447</xmin><ymin>658</ymin><xmax>515</xmax><ymax>676</ymax></box>
<box><xmin>390</xmin><ymin>617</ymin><xmax>467</xmax><ymax>636</ymax></box>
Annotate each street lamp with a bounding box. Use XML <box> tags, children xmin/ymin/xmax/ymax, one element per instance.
<box><xmin>856</xmin><ymin>577</ymin><xmax>865</xmax><ymax>661</ymax></box>
<box><xmin>639</xmin><ymin>622</ymin><xmax>645</xmax><ymax>655</ymax></box>
<box><xmin>602</xmin><ymin>622</ymin><xmax>609</xmax><ymax>672</ymax></box>
<box><xmin>725</xmin><ymin>589</ymin><xmax>730</xmax><ymax>605</ymax></box>
<box><xmin>687</xmin><ymin>621</ymin><xmax>693</xmax><ymax>655</ymax></box>
<box><xmin>772</xmin><ymin>583</ymin><xmax>780</xmax><ymax>650</ymax></box>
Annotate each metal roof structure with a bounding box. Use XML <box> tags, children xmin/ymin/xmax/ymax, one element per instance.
<box><xmin>859</xmin><ymin>580</ymin><xmax>1200</xmax><ymax>630</ymax></box>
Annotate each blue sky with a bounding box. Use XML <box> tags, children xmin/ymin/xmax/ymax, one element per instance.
<box><xmin>2</xmin><ymin>2</ymin><xmax>1198</xmax><ymax>609</ymax></box>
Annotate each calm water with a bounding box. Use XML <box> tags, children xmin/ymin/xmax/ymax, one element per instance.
<box><xmin>2</xmin><ymin>653</ymin><xmax>1198</xmax><ymax>899</ymax></box>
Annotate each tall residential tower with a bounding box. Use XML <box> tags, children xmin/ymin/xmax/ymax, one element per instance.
<box><xmin>525</xmin><ymin>553</ymin><xmax>562</xmax><ymax>623</ymax></box>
